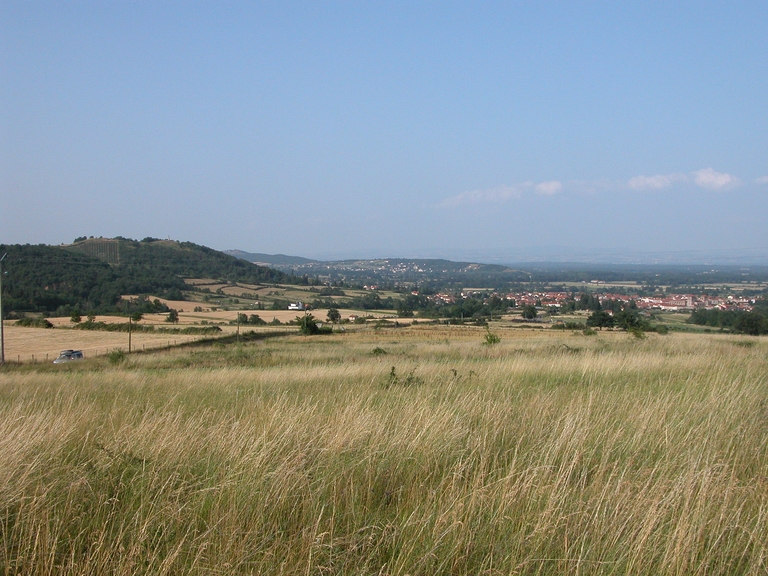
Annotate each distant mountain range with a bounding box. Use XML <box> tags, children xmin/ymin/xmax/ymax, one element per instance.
<box><xmin>227</xmin><ymin>249</ymin><xmax>768</xmax><ymax>288</ymax></box>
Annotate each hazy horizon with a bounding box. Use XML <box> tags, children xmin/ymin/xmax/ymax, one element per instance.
<box><xmin>228</xmin><ymin>244</ymin><xmax>768</xmax><ymax>267</ymax></box>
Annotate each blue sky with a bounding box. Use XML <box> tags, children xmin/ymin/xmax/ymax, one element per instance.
<box><xmin>2</xmin><ymin>2</ymin><xmax>767</xmax><ymax>262</ymax></box>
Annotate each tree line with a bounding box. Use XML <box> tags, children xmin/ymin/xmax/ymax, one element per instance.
<box><xmin>687</xmin><ymin>307</ymin><xmax>768</xmax><ymax>335</ymax></box>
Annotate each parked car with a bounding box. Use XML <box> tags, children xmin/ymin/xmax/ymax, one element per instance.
<box><xmin>53</xmin><ymin>350</ymin><xmax>84</xmax><ymax>363</ymax></box>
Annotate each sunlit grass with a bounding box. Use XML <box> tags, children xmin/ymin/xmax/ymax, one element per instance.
<box><xmin>0</xmin><ymin>328</ymin><xmax>766</xmax><ymax>574</ymax></box>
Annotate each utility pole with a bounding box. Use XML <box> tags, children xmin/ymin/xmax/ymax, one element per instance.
<box><xmin>128</xmin><ymin>315</ymin><xmax>132</xmax><ymax>353</ymax></box>
<box><xmin>0</xmin><ymin>253</ymin><xmax>6</xmax><ymax>365</ymax></box>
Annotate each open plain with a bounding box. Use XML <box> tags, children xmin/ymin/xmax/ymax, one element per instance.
<box><xmin>1</xmin><ymin>326</ymin><xmax>767</xmax><ymax>575</ymax></box>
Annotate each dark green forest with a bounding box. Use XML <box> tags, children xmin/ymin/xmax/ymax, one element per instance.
<box><xmin>687</xmin><ymin>305</ymin><xmax>768</xmax><ymax>335</ymax></box>
<box><xmin>0</xmin><ymin>239</ymin><xmax>297</xmax><ymax>316</ymax></box>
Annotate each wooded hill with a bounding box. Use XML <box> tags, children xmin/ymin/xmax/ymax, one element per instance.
<box><xmin>0</xmin><ymin>238</ymin><xmax>298</xmax><ymax>316</ymax></box>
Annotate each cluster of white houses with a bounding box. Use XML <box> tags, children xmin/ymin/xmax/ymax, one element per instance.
<box><xmin>425</xmin><ymin>291</ymin><xmax>759</xmax><ymax>312</ymax></box>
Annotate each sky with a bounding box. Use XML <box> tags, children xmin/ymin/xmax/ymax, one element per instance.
<box><xmin>2</xmin><ymin>2</ymin><xmax>767</xmax><ymax>263</ymax></box>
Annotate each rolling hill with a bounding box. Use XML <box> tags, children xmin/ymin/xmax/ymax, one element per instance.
<box><xmin>224</xmin><ymin>250</ymin><xmax>317</xmax><ymax>267</ymax></box>
<box><xmin>0</xmin><ymin>238</ymin><xmax>299</xmax><ymax>316</ymax></box>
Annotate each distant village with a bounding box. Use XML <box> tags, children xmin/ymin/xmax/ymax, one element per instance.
<box><xmin>426</xmin><ymin>291</ymin><xmax>758</xmax><ymax>312</ymax></box>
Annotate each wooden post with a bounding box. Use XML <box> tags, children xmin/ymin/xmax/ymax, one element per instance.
<box><xmin>0</xmin><ymin>253</ymin><xmax>6</xmax><ymax>365</ymax></box>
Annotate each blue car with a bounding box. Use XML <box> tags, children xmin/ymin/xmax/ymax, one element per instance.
<box><xmin>53</xmin><ymin>349</ymin><xmax>84</xmax><ymax>363</ymax></box>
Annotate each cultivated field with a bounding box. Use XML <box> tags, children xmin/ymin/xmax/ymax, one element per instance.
<box><xmin>1</xmin><ymin>327</ymin><xmax>767</xmax><ymax>574</ymax></box>
<box><xmin>1</xmin><ymin>324</ymin><xmax>206</xmax><ymax>363</ymax></box>
<box><xmin>2</xmin><ymin>308</ymin><xmax>375</xmax><ymax>362</ymax></box>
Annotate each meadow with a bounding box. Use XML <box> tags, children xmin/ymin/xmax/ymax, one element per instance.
<box><xmin>1</xmin><ymin>326</ymin><xmax>767</xmax><ymax>575</ymax></box>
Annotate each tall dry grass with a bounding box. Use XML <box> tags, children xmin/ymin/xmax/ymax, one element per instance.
<box><xmin>0</xmin><ymin>329</ymin><xmax>766</xmax><ymax>574</ymax></box>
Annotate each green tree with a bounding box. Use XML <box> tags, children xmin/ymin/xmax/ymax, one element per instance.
<box><xmin>130</xmin><ymin>312</ymin><xmax>143</xmax><ymax>323</ymax></box>
<box><xmin>522</xmin><ymin>305</ymin><xmax>538</xmax><ymax>320</ymax></box>
<box><xmin>298</xmin><ymin>314</ymin><xmax>321</xmax><ymax>335</ymax></box>
<box><xmin>70</xmin><ymin>310</ymin><xmax>82</xmax><ymax>324</ymax></box>
<box><xmin>614</xmin><ymin>309</ymin><xmax>642</xmax><ymax>330</ymax></box>
<box><xmin>579</xmin><ymin>293</ymin><xmax>602</xmax><ymax>311</ymax></box>
<box><xmin>396</xmin><ymin>302</ymin><xmax>414</xmax><ymax>317</ymax></box>
<box><xmin>734</xmin><ymin>311</ymin><xmax>768</xmax><ymax>335</ymax></box>
<box><xmin>326</xmin><ymin>307</ymin><xmax>341</xmax><ymax>323</ymax></box>
<box><xmin>297</xmin><ymin>314</ymin><xmax>332</xmax><ymax>335</ymax></box>
<box><xmin>248</xmin><ymin>314</ymin><xmax>266</xmax><ymax>325</ymax></box>
<box><xmin>586</xmin><ymin>310</ymin><xmax>614</xmax><ymax>329</ymax></box>
<box><xmin>166</xmin><ymin>309</ymin><xmax>179</xmax><ymax>323</ymax></box>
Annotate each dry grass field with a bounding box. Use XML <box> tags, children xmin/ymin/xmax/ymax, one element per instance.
<box><xmin>4</xmin><ymin>310</ymin><xmax>366</xmax><ymax>362</ymax></box>
<box><xmin>2</xmin><ymin>305</ymin><xmax>404</xmax><ymax>363</ymax></box>
<box><xmin>1</xmin><ymin>324</ymin><xmax>205</xmax><ymax>363</ymax></box>
<box><xmin>1</xmin><ymin>327</ymin><xmax>767</xmax><ymax>574</ymax></box>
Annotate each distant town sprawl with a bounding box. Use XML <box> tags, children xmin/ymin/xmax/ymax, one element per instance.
<box><xmin>423</xmin><ymin>290</ymin><xmax>756</xmax><ymax>312</ymax></box>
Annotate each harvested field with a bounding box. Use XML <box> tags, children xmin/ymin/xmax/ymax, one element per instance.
<box><xmin>1</xmin><ymin>325</ymin><xmax>205</xmax><ymax>363</ymax></box>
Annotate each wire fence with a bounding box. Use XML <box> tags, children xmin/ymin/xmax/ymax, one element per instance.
<box><xmin>2</xmin><ymin>325</ymin><xmax>298</xmax><ymax>365</ymax></box>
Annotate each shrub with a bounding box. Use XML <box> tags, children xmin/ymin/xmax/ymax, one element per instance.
<box><xmin>482</xmin><ymin>330</ymin><xmax>501</xmax><ymax>346</ymax></box>
<box><xmin>628</xmin><ymin>327</ymin><xmax>646</xmax><ymax>339</ymax></box>
<box><xmin>107</xmin><ymin>349</ymin><xmax>126</xmax><ymax>364</ymax></box>
<box><xmin>14</xmin><ymin>317</ymin><xmax>54</xmax><ymax>329</ymax></box>
<box><xmin>298</xmin><ymin>314</ymin><xmax>332</xmax><ymax>335</ymax></box>
<box><xmin>553</xmin><ymin>321</ymin><xmax>586</xmax><ymax>330</ymax></box>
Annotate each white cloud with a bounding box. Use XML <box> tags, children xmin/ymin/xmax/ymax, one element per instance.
<box><xmin>440</xmin><ymin>184</ymin><xmax>530</xmax><ymax>208</ymax></box>
<box><xmin>627</xmin><ymin>173</ymin><xmax>688</xmax><ymax>191</ymax></box>
<box><xmin>755</xmin><ymin>176</ymin><xmax>768</xmax><ymax>184</ymax></box>
<box><xmin>535</xmin><ymin>181</ymin><xmax>563</xmax><ymax>196</ymax></box>
<box><xmin>442</xmin><ymin>168</ymin><xmax>746</xmax><ymax>207</ymax></box>
<box><xmin>442</xmin><ymin>180</ymin><xmax>566</xmax><ymax>207</ymax></box>
<box><xmin>692</xmin><ymin>167</ymin><xmax>740</xmax><ymax>190</ymax></box>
